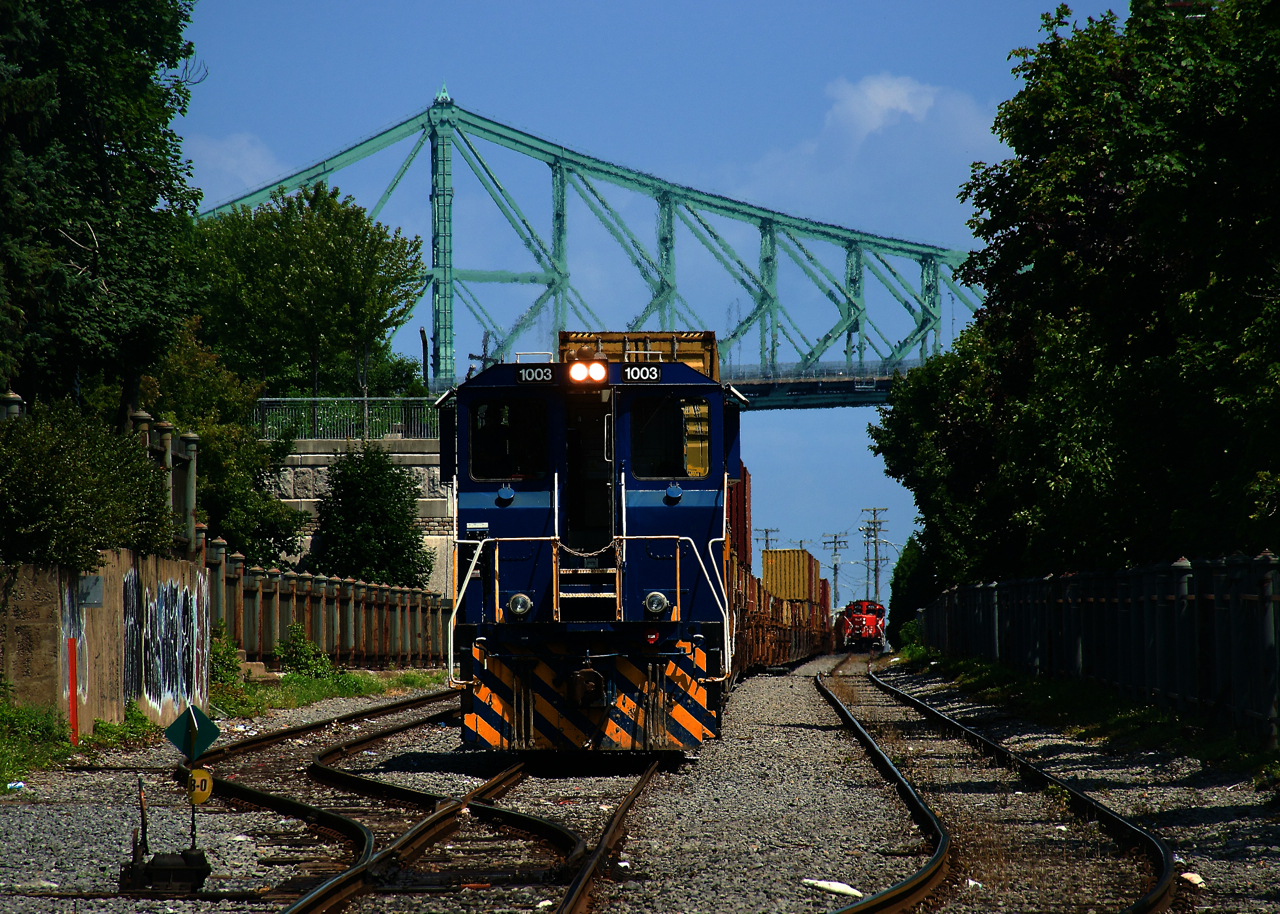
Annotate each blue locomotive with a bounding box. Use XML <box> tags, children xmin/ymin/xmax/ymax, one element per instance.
<box><xmin>438</xmin><ymin>331</ymin><xmax>827</xmax><ymax>751</ymax></box>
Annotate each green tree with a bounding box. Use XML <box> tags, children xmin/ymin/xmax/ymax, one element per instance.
<box><xmin>0</xmin><ymin>402</ymin><xmax>173</xmax><ymax>575</ymax></box>
<box><xmin>142</xmin><ymin>319</ymin><xmax>308</xmax><ymax>566</ymax></box>
<box><xmin>193</xmin><ymin>183</ymin><xmax>428</xmax><ymax>398</ymax></box>
<box><xmin>873</xmin><ymin>1</ymin><xmax>1280</xmax><ymax>586</ymax></box>
<box><xmin>0</xmin><ymin>0</ymin><xmax>200</xmax><ymax>424</ymax></box>
<box><xmin>304</xmin><ymin>443</ymin><xmax>433</xmax><ymax>588</ymax></box>
<box><xmin>886</xmin><ymin>533</ymin><xmax>937</xmax><ymax>648</ymax></box>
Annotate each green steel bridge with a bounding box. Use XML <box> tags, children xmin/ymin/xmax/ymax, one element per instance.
<box><xmin>204</xmin><ymin>87</ymin><xmax>981</xmax><ymax>409</ymax></box>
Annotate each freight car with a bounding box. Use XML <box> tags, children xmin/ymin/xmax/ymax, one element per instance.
<box><xmin>834</xmin><ymin>599</ymin><xmax>886</xmax><ymax>653</ymax></box>
<box><xmin>438</xmin><ymin>331</ymin><xmax>830</xmax><ymax>751</ymax></box>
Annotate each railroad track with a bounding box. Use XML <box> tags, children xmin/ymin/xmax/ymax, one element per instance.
<box><xmin>162</xmin><ymin>688</ymin><xmax>659</xmax><ymax>914</ymax></box>
<box><xmin>819</xmin><ymin>655</ymin><xmax>1177</xmax><ymax>913</ymax></box>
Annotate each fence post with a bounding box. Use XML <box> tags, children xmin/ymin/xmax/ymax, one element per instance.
<box><xmin>208</xmin><ymin>538</ymin><xmax>227</xmax><ymax>630</ymax></box>
<box><xmin>265</xmin><ymin>568</ymin><xmax>281</xmax><ymax>667</ymax></box>
<box><xmin>342</xmin><ymin>578</ymin><xmax>356</xmax><ymax>664</ymax></box>
<box><xmin>246</xmin><ymin>566</ymin><xmax>265</xmax><ymax>661</ymax></box>
<box><xmin>1212</xmin><ymin>557</ymin><xmax>1231</xmax><ymax>730</ymax></box>
<box><xmin>1149</xmin><ymin>564</ymin><xmax>1165</xmax><ymax>708</ymax></box>
<box><xmin>1255</xmin><ymin>551</ymin><xmax>1277</xmax><ymax>749</ymax></box>
<box><xmin>310</xmin><ymin>574</ymin><xmax>327</xmax><ymax>652</ymax></box>
<box><xmin>1172</xmin><ymin>557</ymin><xmax>1193</xmax><ymax>716</ymax></box>
<box><xmin>354</xmin><ymin>581</ymin><xmax>368</xmax><ymax>667</ymax></box>
<box><xmin>1228</xmin><ymin>552</ymin><xmax>1251</xmax><ymax>732</ymax></box>
<box><xmin>227</xmin><ymin>552</ymin><xmax>246</xmax><ymax>649</ymax></box>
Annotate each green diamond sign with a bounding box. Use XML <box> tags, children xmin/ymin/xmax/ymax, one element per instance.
<box><xmin>165</xmin><ymin>705</ymin><xmax>220</xmax><ymax>761</ymax></box>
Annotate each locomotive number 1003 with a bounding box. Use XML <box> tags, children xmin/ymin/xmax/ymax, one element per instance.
<box><xmin>622</xmin><ymin>364</ymin><xmax>660</xmax><ymax>383</ymax></box>
<box><xmin>516</xmin><ymin>365</ymin><xmax>554</xmax><ymax>384</ymax></box>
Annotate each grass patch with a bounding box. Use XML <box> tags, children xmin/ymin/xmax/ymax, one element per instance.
<box><xmin>210</xmin><ymin>668</ymin><xmax>446</xmax><ymax>719</ymax></box>
<box><xmin>891</xmin><ymin>637</ymin><xmax>1280</xmax><ymax>788</ymax></box>
<box><xmin>80</xmin><ymin>702</ymin><xmax>163</xmax><ymax>754</ymax></box>
<box><xmin>0</xmin><ymin>680</ymin><xmax>73</xmax><ymax>787</ymax></box>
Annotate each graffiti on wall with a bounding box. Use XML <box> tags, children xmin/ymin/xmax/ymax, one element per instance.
<box><xmin>123</xmin><ymin>567</ymin><xmax>209</xmax><ymax>718</ymax></box>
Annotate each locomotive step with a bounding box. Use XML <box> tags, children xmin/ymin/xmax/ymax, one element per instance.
<box><xmin>558</xmin><ymin>568</ymin><xmax>618</xmax><ymax>574</ymax></box>
<box><xmin>558</xmin><ymin>592</ymin><xmax>619</xmax><ymax>598</ymax></box>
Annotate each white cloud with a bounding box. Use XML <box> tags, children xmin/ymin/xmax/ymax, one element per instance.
<box><xmin>723</xmin><ymin>72</ymin><xmax>1003</xmax><ymax>246</ymax></box>
<box><xmin>824</xmin><ymin>73</ymin><xmax>939</xmax><ymax>147</ymax></box>
<box><xmin>186</xmin><ymin>132</ymin><xmax>285</xmax><ymax>201</ymax></box>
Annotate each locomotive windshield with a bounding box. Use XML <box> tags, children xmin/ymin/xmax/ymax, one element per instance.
<box><xmin>631</xmin><ymin>395</ymin><xmax>710</xmax><ymax>479</ymax></box>
<box><xmin>469</xmin><ymin>399</ymin><xmax>549</xmax><ymax>480</ymax></box>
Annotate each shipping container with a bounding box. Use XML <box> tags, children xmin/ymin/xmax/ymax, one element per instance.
<box><xmin>761</xmin><ymin>548</ymin><xmax>821</xmax><ymax>602</ymax></box>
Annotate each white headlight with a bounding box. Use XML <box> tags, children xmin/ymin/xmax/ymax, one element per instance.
<box><xmin>507</xmin><ymin>593</ymin><xmax>533</xmax><ymax>618</ymax></box>
<box><xmin>569</xmin><ymin>361</ymin><xmax>589</xmax><ymax>381</ymax></box>
<box><xmin>644</xmin><ymin>591</ymin><xmax>670</xmax><ymax>616</ymax></box>
<box><xmin>587</xmin><ymin>361</ymin><xmax>607</xmax><ymax>381</ymax></box>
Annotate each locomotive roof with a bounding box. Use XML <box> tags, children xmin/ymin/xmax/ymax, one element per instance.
<box><xmin>456</xmin><ymin>359</ymin><xmax>724</xmax><ymax>391</ymax></box>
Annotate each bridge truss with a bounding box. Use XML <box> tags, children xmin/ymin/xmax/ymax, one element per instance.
<box><xmin>204</xmin><ymin>87</ymin><xmax>981</xmax><ymax>398</ymax></box>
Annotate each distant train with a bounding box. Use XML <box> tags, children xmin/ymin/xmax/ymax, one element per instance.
<box><xmin>835</xmin><ymin>600</ymin><xmax>886</xmax><ymax>653</ymax></box>
<box><xmin>438</xmin><ymin>331</ymin><xmax>830</xmax><ymax>751</ymax></box>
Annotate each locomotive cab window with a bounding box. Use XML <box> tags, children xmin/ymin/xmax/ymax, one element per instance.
<box><xmin>631</xmin><ymin>396</ymin><xmax>711</xmax><ymax>479</ymax></box>
<box><xmin>469</xmin><ymin>400</ymin><xmax>549</xmax><ymax>480</ymax></box>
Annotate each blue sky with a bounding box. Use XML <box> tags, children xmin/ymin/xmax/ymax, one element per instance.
<box><xmin>177</xmin><ymin>1</ymin><xmax>1125</xmax><ymax>603</ymax></box>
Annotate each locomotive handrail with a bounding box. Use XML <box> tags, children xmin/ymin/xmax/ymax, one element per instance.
<box><xmin>705</xmin><ymin>471</ymin><xmax>733</xmax><ymax>680</ymax></box>
<box><xmin>445</xmin><ymin>530</ymin><xmax>728</xmax><ymax>686</ymax></box>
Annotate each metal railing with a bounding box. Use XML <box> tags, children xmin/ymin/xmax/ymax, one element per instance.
<box><xmin>720</xmin><ymin>358</ymin><xmax>922</xmax><ymax>382</ymax></box>
<box><xmin>256</xmin><ymin>398</ymin><xmax>439</xmax><ymax>440</ymax></box>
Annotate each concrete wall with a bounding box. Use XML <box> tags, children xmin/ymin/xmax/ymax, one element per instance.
<box><xmin>272</xmin><ymin>438</ymin><xmax>453</xmax><ymax>595</ymax></box>
<box><xmin>0</xmin><ymin>551</ymin><xmax>208</xmax><ymax>737</ymax></box>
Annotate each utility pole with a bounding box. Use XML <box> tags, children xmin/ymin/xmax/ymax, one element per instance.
<box><xmin>857</xmin><ymin>508</ymin><xmax>889</xmax><ymax>603</ymax></box>
<box><xmin>822</xmin><ymin>531</ymin><xmax>849</xmax><ymax>610</ymax></box>
<box><xmin>754</xmin><ymin>527</ymin><xmax>780</xmax><ymax>552</ymax></box>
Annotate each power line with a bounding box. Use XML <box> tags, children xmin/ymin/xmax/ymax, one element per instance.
<box><xmin>857</xmin><ymin>507</ymin><xmax>889</xmax><ymax>603</ymax></box>
<box><xmin>822</xmin><ymin>531</ymin><xmax>849</xmax><ymax>609</ymax></box>
<box><xmin>753</xmin><ymin>527</ymin><xmax>780</xmax><ymax>551</ymax></box>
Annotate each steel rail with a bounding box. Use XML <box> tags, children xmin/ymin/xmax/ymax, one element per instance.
<box><xmin>866</xmin><ymin>668</ymin><xmax>1178</xmax><ymax>914</ymax></box>
<box><xmin>195</xmin><ymin>687</ymin><xmax>458</xmax><ymax>766</ymax></box>
<box><xmin>815</xmin><ymin>674</ymin><xmax>950</xmax><ymax>913</ymax></box>
<box><xmin>555</xmin><ymin>759</ymin><xmax>660</xmax><ymax>914</ymax></box>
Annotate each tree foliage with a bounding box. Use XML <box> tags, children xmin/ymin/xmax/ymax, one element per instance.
<box><xmin>142</xmin><ymin>319</ymin><xmax>307</xmax><ymax>566</ymax></box>
<box><xmin>305</xmin><ymin>443</ymin><xmax>433</xmax><ymax>588</ymax></box>
<box><xmin>0</xmin><ymin>403</ymin><xmax>173</xmax><ymax>573</ymax></box>
<box><xmin>0</xmin><ymin>0</ymin><xmax>200</xmax><ymax>421</ymax></box>
<box><xmin>872</xmin><ymin>1</ymin><xmax>1280</xmax><ymax>591</ymax></box>
<box><xmin>192</xmin><ymin>183</ymin><xmax>429</xmax><ymax>398</ymax></box>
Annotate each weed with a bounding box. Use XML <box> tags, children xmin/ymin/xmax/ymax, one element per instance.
<box><xmin>0</xmin><ymin>680</ymin><xmax>72</xmax><ymax>785</ymax></box>
<box><xmin>210</xmin><ymin>622</ymin><xmax>244</xmax><ymax>686</ymax></box>
<box><xmin>277</xmin><ymin>622</ymin><xmax>334</xmax><ymax>679</ymax></box>
<box><xmin>81</xmin><ymin>702</ymin><xmax>162</xmax><ymax>753</ymax></box>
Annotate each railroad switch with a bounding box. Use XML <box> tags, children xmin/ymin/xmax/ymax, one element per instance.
<box><xmin>117</xmin><ymin>775</ymin><xmax>212</xmax><ymax>894</ymax></box>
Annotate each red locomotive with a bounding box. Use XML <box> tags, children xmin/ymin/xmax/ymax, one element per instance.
<box><xmin>835</xmin><ymin>600</ymin><xmax>886</xmax><ymax>652</ymax></box>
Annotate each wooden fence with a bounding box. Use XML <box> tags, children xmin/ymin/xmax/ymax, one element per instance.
<box><xmin>919</xmin><ymin>552</ymin><xmax>1279</xmax><ymax>747</ymax></box>
<box><xmin>205</xmin><ymin>540</ymin><xmax>448</xmax><ymax>669</ymax></box>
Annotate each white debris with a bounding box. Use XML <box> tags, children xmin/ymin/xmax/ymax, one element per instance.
<box><xmin>1181</xmin><ymin>872</ymin><xmax>1205</xmax><ymax>888</ymax></box>
<box><xmin>5</xmin><ymin>782</ymin><xmax>24</xmax><ymax>790</ymax></box>
<box><xmin>536</xmin><ymin>902</ymin><xmax>554</xmax><ymax>909</ymax></box>
<box><xmin>617</xmin><ymin>860</ymin><xmax>632</xmax><ymax>869</ymax></box>
<box><xmin>1173</xmin><ymin>854</ymin><xmax>1186</xmax><ymax>864</ymax></box>
<box><xmin>967</xmin><ymin>878</ymin><xmax>983</xmax><ymax>888</ymax></box>
<box><xmin>889</xmin><ymin>657</ymin><xmax>903</xmax><ymax>663</ymax></box>
<box><xmin>1055</xmin><ymin>825</ymin><xmax>1069</xmax><ymax>831</ymax></box>
<box><xmin>802</xmin><ymin>879</ymin><xmax>864</xmax><ymax>898</ymax></box>
<box><xmin>231</xmin><ymin>835</ymin><xmax>253</xmax><ymax>842</ymax></box>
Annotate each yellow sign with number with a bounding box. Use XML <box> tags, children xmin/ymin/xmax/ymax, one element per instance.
<box><xmin>187</xmin><ymin>767</ymin><xmax>213</xmax><ymax>805</ymax></box>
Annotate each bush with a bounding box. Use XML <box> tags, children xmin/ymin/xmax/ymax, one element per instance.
<box><xmin>81</xmin><ymin>702</ymin><xmax>162</xmax><ymax>752</ymax></box>
<box><xmin>0</xmin><ymin>401</ymin><xmax>174</xmax><ymax>574</ymax></box>
<box><xmin>277</xmin><ymin>622</ymin><xmax>333</xmax><ymax>679</ymax></box>
<box><xmin>209</xmin><ymin>622</ymin><xmax>244</xmax><ymax>686</ymax></box>
<box><xmin>305</xmin><ymin>442</ymin><xmax>434</xmax><ymax>587</ymax></box>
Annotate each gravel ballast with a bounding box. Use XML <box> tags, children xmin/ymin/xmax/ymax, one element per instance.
<box><xmin>593</xmin><ymin>654</ymin><xmax>921</xmax><ymax>913</ymax></box>
<box><xmin>879</xmin><ymin>661</ymin><xmax>1280</xmax><ymax>913</ymax></box>
<box><xmin>0</xmin><ymin>688</ymin><xmax>445</xmax><ymax>914</ymax></box>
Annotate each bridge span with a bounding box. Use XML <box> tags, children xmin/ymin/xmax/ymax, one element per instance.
<box><xmin>208</xmin><ymin>90</ymin><xmax>977</xmax><ymax>409</ymax></box>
